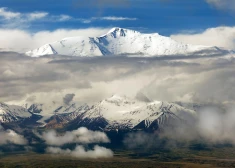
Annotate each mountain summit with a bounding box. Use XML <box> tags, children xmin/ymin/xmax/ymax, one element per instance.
<box><xmin>26</xmin><ymin>27</ymin><xmax>226</xmax><ymax>57</ymax></box>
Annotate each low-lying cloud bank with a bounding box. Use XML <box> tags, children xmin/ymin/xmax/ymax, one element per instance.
<box><xmin>40</xmin><ymin>128</ymin><xmax>113</xmax><ymax>158</ymax></box>
<box><xmin>0</xmin><ymin>128</ymin><xmax>27</xmax><ymax>145</ymax></box>
<box><xmin>46</xmin><ymin>145</ymin><xmax>113</xmax><ymax>158</ymax></box>
<box><xmin>124</xmin><ymin>106</ymin><xmax>235</xmax><ymax>148</ymax></box>
<box><xmin>196</xmin><ymin>106</ymin><xmax>235</xmax><ymax>144</ymax></box>
<box><xmin>171</xmin><ymin>26</ymin><xmax>235</xmax><ymax>50</ymax></box>
<box><xmin>1</xmin><ymin>52</ymin><xmax>235</xmax><ymax>105</ymax></box>
<box><xmin>164</xmin><ymin>106</ymin><xmax>235</xmax><ymax>144</ymax></box>
<box><xmin>41</xmin><ymin>127</ymin><xmax>110</xmax><ymax>146</ymax></box>
<box><xmin>0</xmin><ymin>28</ymin><xmax>109</xmax><ymax>52</ymax></box>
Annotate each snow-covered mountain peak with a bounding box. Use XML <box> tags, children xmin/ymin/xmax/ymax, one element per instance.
<box><xmin>74</xmin><ymin>95</ymin><xmax>198</xmax><ymax>130</ymax></box>
<box><xmin>102</xmin><ymin>27</ymin><xmax>141</xmax><ymax>38</ymax></box>
<box><xmin>105</xmin><ymin>94</ymin><xmax>131</xmax><ymax>103</ymax></box>
<box><xmin>25</xmin><ymin>44</ymin><xmax>57</xmax><ymax>57</ymax></box>
<box><xmin>0</xmin><ymin>102</ymin><xmax>32</xmax><ymax>123</ymax></box>
<box><xmin>26</xmin><ymin>27</ymin><xmax>227</xmax><ymax>57</ymax></box>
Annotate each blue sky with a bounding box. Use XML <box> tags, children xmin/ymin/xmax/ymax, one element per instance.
<box><xmin>0</xmin><ymin>0</ymin><xmax>235</xmax><ymax>35</ymax></box>
<box><xmin>1</xmin><ymin>0</ymin><xmax>235</xmax><ymax>52</ymax></box>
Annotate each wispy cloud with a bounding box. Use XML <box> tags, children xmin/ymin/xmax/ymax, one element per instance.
<box><xmin>0</xmin><ymin>7</ymin><xmax>137</xmax><ymax>28</ymax></box>
<box><xmin>92</xmin><ymin>16</ymin><xmax>137</xmax><ymax>21</ymax></box>
<box><xmin>0</xmin><ymin>7</ymin><xmax>73</xmax><ymax>28</ymax></box>
<box><xmin>0</xmin><ymin>7</ymin><xmax>21</xmax><ymax>19</ymax></box>
<box><xmin>206</xmin><ymin>0</ymin><xmax>235</xmax><ymax>10</ymax></box>
<box><xmin>0</xmin><ymin>8</ymin><xmax>48</xmax><ymax>22</ymax></box>
<box><xmin>82</xmin><ymin>16</ymin><xmax>137</xmax><ymax>23</ymax></box>
<box><xmin>28</xmin><ymin>12</ymin><xmax>48</xmax><ymax>21</ymax></box>
<box><xmin>57</xmin><ymin>14</ymin><xmax>72</xmax><ymax>21</ymax></box>
<box><xmin>73</xmin><ymin>0</ymin><xmax>130</xmax><ymax>8</ymax></box>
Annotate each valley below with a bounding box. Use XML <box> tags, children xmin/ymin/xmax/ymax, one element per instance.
<box><xmin>1</xmin><ymin>145</ymin><xmax>235</xmax><ymax>168</ymax></box>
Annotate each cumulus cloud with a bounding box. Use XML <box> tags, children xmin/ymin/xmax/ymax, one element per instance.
<box><xmin>0</xmin><ymin>129</ymin><xmax>28</xmax><ymax>145</ymax></box>
<box><xmin>40</xmin><ymin>127</ymin><xmax>110</xmax><ymax>146</ymax></box>
<box><xmin>46</xmin><ymin>145</ymin><xmax>113</xmax><ymax>158</ymax></box>
<box><xmin>41</xmin><ymin>128</ymin><xmax>113</xmax><ymax>158</ymax></box>
<box><xmin>171</xmin><ymin>26</ymin><xmax>235</xmax><ymax>50</ymax></box>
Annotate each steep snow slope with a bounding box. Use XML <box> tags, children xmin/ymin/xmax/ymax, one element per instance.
<box><xmin>26</xmin><ymin>27</ymin><xmax>222</xmax><ymax>57</ymax></box>
<box><xmin>69</xmin><ymin>95</ymin><xmax>197</xmax><ymax>130</ymax></box>
<box><xmin>0</xmin><ymin>102</ymin><xmax>32</xmax><ymax>123</ymax></box>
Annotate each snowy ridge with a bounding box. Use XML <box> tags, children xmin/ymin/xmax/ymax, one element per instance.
<box><xmin>26</xmin><ymin>27</ymin><xmax>224</xmax><ymax>57</ymax></box>
<box><xmin>26</xmin><ymin>44</ymin><xmax>57</xmax><ymax>56</ymax></box>
<box><xmin>27</xmin><ymin>103</ymin><xmax>89</xmax><ymax>125</ymax></box>
<box><xmin>74</xmin><ymin>95</ymin><xmax>197</xmax><ymax>130</ymax></box>
<box><xmin>1</xmin><ymin>95</ymin><xmax>198</xmax><ymax>131</ymax></box>
<box><xmin>0</xmin><ymin>102</ymin><xmax>31</xmax><ymax>123</ymax></box>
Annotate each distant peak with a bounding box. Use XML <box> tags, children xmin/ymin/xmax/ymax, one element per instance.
<box><xmin>101</xmin><ymin>27</ymin><xmax>140</xmax><ymax>37</ymax></box>
<box><xmin>108</xmin><ymin>27</ymin><xmax>121</xmax><ymax>33</ymax></box>
<box><xmin>104</xmin><ymin>94</ymin><xmax>129</xmax><ymax>102</ymax></box>
<box><xmin>109</xmin><ymin>94</ymin><xmax>125</xmax><ymax>100</ymax></box>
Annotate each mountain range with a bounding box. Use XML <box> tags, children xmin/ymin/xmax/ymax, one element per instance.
<box><xmin>0</xmin><ymin>95</ymin><xmax>199</xmax><ymax>132</ymax></box>
<box><xmin>25</xmin><ymin>27</ymin><xmax>230</xmax><ymax>57</ymax></box>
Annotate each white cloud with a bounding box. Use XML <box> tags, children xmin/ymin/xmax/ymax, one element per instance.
<box><xmin>92</xmin><ymin>16</ymin><xmax>137</xmax><ymax>21</ymax></box>
<box><xmin>0</xmin><ymin>7</ymin><xmax>137</xmax><ymax>28</ymax></box>
<box><xmin>206</xmin><ymin>0</ymin><xmax>235</xmax><ymax>10</ymax></box>
<box><xmin>171</xmin><ymin>26</ymin><xmax>235</xmax><ymax>50</ymax></box>
<box><xmin>82</xmin><ymin>16</ymin><xmax>137</xmax><ymax>23</ymax></box>
<box><xmin>57</xmin><ymin>14</ymin><xmax>72</xmax><ymax>21</ymax></box>
<box><xmin>0</xmin><ymin>8</ymin><xmax>49</xmax><ymax>23</ymax></box>
<box><xmin>41</xmin><ymin>127</ymin><xmax>110</xmax><ymax>146</ymax></box>
<box><xmin>0</xmin><ymin>27</ymin><xmax>110</xmax><ymax>52</ymax></box>
<box><xmin>0</xmin><ymin>7</ymin><xmax>74</xmax><ymax>28</ymax></box>
<box><xmin>0</xmin><ymin>7</ymin><xmax>21</xmax><ymax>19</ymax></box>
<box><xmin>46</xmin><ymin>145</ymin><xmax>113</xmax><ymax>158</ymax></box>
<box><xmin>28</xmin><ymin>12</ymin><xmax>48</xmax><ymax>20</ymax></box>
<box><xmin>0</xmin><ymin>129</ymin><xmax>28</xmax><ymax>145</ymax></box>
